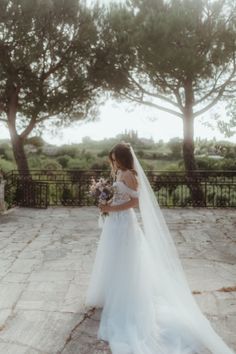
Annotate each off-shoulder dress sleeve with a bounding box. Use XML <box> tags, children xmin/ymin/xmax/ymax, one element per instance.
<box><xmin>116</xmin><ymin>181</ymin><xmax>139</xmax><ymax>198</ymax></box>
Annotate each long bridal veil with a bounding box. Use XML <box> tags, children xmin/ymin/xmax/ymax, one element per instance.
<box><xmin>130</xmin><ymin>145</ymin><xmax>235</xmax><ymax>354</ymax></box>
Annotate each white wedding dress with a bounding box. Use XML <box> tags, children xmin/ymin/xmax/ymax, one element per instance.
<box><xmin>85</xmin><ymin>177</ymin><xmax>235</xmax><ymax>354</ymax></box>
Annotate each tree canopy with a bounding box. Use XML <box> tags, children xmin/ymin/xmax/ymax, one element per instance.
<box><xmin>94</xmin><ymin>0</ymin><xmax>236</xmax><ymax>118</ymax></box>
<box><xmin>0</xmin><ymin>0</ymin><xmax>102</xmax><ymax>171</ymax></box>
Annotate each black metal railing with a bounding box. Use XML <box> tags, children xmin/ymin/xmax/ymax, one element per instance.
<box><xmin>4</xmin><ymin>169</ymin><xmax>236</xmax><ymax>208</ymax></box>
<box><xmin>145</xmin><ymin>170</ymin><xmax>236</xmax><ymax>207</ymax></box>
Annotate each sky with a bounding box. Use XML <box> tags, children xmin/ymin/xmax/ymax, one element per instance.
<box><xmin>0</xmin><ymin>98</ymin><xmax>235</xmax><ymax>145</ymax></box>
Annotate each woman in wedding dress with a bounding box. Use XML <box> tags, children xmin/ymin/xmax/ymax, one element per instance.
<box><xmin>85</xmin><ymin>142</ymin><xmax>235</xmax><ymax>354</ymax></box>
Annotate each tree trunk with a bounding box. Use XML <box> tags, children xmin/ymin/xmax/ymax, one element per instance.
<box><xmin>6</xmin><ymin>84</ymin><xmax>30</xmax><ymax>175</ymax></box>
<box><xmin>183</xmin><ymin>112</ymin><xmax>198</xmax><ymax>171</ymax></box>
<box><xmin>183</xmin><ymin>80</ymin><xmax>205</xmax><ymax>206</ymax></box>
<box><xmin>10</xmin><ymin>131</ymin><xmax>29</xmax><ymax>174</ymax></box>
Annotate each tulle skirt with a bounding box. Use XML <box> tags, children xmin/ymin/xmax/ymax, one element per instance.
<box><xmin>85</xmin><ymin>208</ymin><xmax>211</xmax><ymax>354</ymax></box>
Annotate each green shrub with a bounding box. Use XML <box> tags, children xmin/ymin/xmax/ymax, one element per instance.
<box><xmin>0</xmin><ymin>143</ymin><xmax>14</xmax><ymax>161</ymax></box>
<box><xmin>67</xmin><ymin>158</ymin><xmax>88</xmax><ymax>169</ymax></box>
<box><xmin>218</xmin><ymin>159</ymin><xmax>236</xmax><ymax>170</ymax></box>
<box><xmin>56</xmin><ymin>145</ymin><xmax>79</xmax><ymax>158</ymax></box>
<box><xmin>41</xmin><ymin>159</ymin><xmax>62</xmax><ymax>171</ymax></box>
<box><xmin>0</xmin><ymin>158</ymin><xmax>16</xmax><ymax>173</ymax></box>
<box><xmin>25</xmin><ymin>136</ymin><xmax>45</xmax><ymax>147</ymax></box>
<box><xmin>195</xmin><ymin>157</ymin><xmax>219</xmax><ymax>170</ymax></box>
<box><xmin>91</xmin><ymin>161</ymin><xmax>110</xmax><ymax>170</ymax></box>
<box><xmin>28</xmin><ymin>156</ymin><xmax>43</xmax><ymax>169</ymax></box>
<box><xmin>97</xmin><ymin>149</ymin><xmax>110</xmax><ymax>158</ymax></box>
<box><xmin>61</xmin><ymin>187</ymin><xmax>74</xmax><ymax>205</ymax></box>
<box><xmin>56</xmin><ymin>155</ymin><xmax>71</xmax><ymax>168</ymax></box>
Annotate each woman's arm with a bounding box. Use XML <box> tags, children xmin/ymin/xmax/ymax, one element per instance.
<box><xmin>99</xmin><ymin>169</ymin><xmax>139</xmax><ymax>212</ymax></box>
<box><xmin>99</xmin><ymin>197</ymin><xmax>139</xmax><ymax>213</ymax></box>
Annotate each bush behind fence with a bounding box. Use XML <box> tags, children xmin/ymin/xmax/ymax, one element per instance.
<box><xmin>4</xmin><ymin>169</ymin><xmax>236</xmax><ymax>209</ymax></box>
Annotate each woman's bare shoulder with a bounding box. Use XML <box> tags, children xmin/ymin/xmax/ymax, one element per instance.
<box><xmin>120</xmin><ymin>169</ymin><xmax>138</xmax><ymax>191</ymax></box>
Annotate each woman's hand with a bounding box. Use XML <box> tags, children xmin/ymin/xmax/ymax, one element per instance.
<box><xmin>99</xmin><ymin>203</ymin><xmax>113</xmax><ymax>213</ymax></box>
<box><xmin>99</xmin><ymin>197</ymin><xmax>139</xmax><ymax>213</ymax></box>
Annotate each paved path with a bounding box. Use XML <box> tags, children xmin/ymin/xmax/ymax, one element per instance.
<box><xmin>0</xmin><ymin>207</ymin><xmax>235</xmax><ymax>354</ymax></box>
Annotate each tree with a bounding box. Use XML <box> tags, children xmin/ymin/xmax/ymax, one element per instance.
<box><xmin>93</xmin><ymin>0</ymin><xmax>236</xmax><ymax>203</ymax></box>
<box><xmin>0</xmin><ymin>0</ymin><xmax>101</xmax><ymax>174</ymax></box>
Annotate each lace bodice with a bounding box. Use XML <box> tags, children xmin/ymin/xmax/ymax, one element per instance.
<box><xmin>111</xmin><ymin>180</ymin><xmax>139</xmax><ymax>206</ymax></box>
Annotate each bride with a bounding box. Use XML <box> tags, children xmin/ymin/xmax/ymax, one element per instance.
<box><xmin>85</xmin><ymin>142</ymin><xmax>235</xmax><ymax>354</ymax></box>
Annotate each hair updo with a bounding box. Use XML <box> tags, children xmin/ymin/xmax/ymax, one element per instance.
<box><xmin>108</xmin><ymin>141</ymin><xmax>137</xmax><ymax>178</ymax></box>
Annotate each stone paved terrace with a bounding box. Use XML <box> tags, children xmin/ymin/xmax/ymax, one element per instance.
<box><xmin>0</xmin><ymin>207</ymin><xmax>235</xmax><ymax>354</ymax></box>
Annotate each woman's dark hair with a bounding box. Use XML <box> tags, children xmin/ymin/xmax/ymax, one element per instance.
<box><xmin>108</xmin><ymin>142</ymin><xmax>137</xmax><ymax>177</ymax></box>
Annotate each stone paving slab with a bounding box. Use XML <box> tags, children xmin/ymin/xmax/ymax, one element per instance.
<box><xmin>0</xmin><ymin>207</ymin><xmax>235</xmax><ymax>354</ymax></box>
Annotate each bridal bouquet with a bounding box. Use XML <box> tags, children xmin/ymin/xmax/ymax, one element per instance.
<box><xmin>89</xmin><ymin>177</ymin><xmax>114</xmax><ymax>227</ymax></box>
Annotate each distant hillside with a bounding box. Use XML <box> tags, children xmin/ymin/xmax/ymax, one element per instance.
<box><xmin>0</xmin><ymin>133</ymin><xmax>236</xmax><ymax>173</ymax></box>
